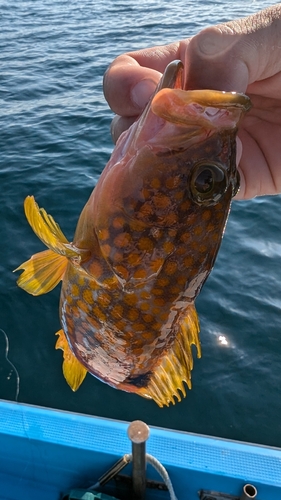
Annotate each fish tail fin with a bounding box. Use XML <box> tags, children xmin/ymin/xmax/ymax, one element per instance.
<box><xmin>138</xmin><ymin>304</ymin><xmax>201</xmax><ymax>407</ymax></box>
<box><xmin>55</xmin><ymin>329</ymin><xmax>87</xmax><ymax>391</ymax></box>
<box><xmin>14</xmin><ymin>196</ymin><xmax>84</xmax><ymax>295</ymax></box>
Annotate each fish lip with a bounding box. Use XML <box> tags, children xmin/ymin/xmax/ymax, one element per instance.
<box><xmin>153</xmin><ymin>88</ymin><xmax>252</xmax><ymax>111</ymax></box>
<box><xmin>151</xmin><ymin>88</ymin><xmax>252</xmax><ymax>128</ymax></box>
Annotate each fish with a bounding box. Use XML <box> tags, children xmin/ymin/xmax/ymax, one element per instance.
<box><xmin>15</xmin><ymin>60</ymin><xmax>251</xmax><ymax>407</ymax></box>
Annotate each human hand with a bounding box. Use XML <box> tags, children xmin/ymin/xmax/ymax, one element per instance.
<box><xmin>103</xmin><ymin>4</ymin><xmax>281</xmax><ymax>200</ymax></box>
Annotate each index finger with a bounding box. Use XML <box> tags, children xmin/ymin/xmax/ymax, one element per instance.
<box><xmin>103</xmin><ymin>41</ymin><xmax>186</xmax><ymax>117</ymax></box>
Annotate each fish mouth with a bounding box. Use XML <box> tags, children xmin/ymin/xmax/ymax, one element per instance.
<box><xmin>151</xmin><ymin>88</ymin><xmax>252</xmax><ymax>129</ymax></box>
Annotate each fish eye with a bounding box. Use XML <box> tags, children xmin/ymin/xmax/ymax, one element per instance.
<box><xmin>190</xmin><ymin>162</ymin><xmax>228</xmax><ymax>205</ymax></box>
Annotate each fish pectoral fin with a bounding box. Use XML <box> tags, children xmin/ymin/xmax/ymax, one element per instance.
<box><xmin>55</xmin><ymin>329</ymin><xmax>87</xmax><ymax>391</ymax></box>
<box><xmin>23</xmin><ymin>196</ymin><xmax>82</xmax><ymax>258</ymax></box>
<box><xmin>138</xmin><ymin>304</ymin><xmax>201</xmax><ymax>407</ymax></box>
<box><xmin>14</xmin><ymin>249</ymin><xmax>68</xmax><ymax>295</ymax></box>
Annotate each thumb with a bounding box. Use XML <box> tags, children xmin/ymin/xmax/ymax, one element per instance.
<box><xmin>184</xmin><ymin>5</ymin><xmax>281</xmax><ymax>92</ymax></box>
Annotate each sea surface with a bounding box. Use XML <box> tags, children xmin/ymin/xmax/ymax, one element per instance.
<box><xmin>1</xmin><ymin>0</ymin><xmax>281</xmax><ymax>448</ymax></box>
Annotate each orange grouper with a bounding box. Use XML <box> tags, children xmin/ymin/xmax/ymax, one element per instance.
<box><xmin>15</xmin><ymin>61</ymin><xmax>251</xmax><ymax>407</ymax></box>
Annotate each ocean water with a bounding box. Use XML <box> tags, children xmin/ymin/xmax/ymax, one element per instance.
<box><xmin>1</xmin><ymin>0</ymin><xmax>281</xmax><ymax>448</ymax></box>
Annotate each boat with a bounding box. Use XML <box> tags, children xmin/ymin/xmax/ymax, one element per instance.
<box><xmin>0</xmin><ymin>399</ymin><xmax>280</xmax><ymax>500</ymax></box>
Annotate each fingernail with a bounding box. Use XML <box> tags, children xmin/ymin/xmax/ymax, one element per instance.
<box><xmin>131</xmin><ymin>79</ymin><xmax>157</xmax><ymax>109</ymax></box>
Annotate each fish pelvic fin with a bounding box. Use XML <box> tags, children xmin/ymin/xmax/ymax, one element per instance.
<box><xmin>14</xmin><ymin>196</ymin><xmax>85</xmax><ymax>295</ymax></box>
<box><xmin>138</xmin><ymin>304</ymin><xmax>201</xmax><ymax>407</ymax></box>
<box><xmin>55</xmin><ymin>329</ymin><xmax>87</xmax><ymax>391</ymax></box>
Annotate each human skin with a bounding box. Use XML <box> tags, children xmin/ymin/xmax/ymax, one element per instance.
<box><xmin>103</xmin><ymin>4</ymin><xmax>281</xmax><ymax>200</ymax></box>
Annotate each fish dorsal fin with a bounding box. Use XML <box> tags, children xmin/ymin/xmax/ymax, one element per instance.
<box><xmin>24</xmin><ymin>195</ymin><xmax>81</xmax><ymax>258</ymax></box>
<box><xmin>55</xmin><ymin>329</ymin><xmax>87</xmax><ymax>391</ymax></box>
<box><xmin>138</xmin><ymin>304</ymin><xmax>201</xmax><ymax>407</ymax></box>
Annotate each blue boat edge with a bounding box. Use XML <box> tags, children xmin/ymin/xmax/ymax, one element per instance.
<box><xmin>0</xmin><ymin>399</ymin><xmax>280</xmax><ymax>500</ymax></box>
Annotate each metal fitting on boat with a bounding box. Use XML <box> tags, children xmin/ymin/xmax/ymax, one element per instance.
<box><xmin>240</xmin><ymin>484</ymin><xmax>257</xmax><ymax>499</ymax></box>
<box><xmin>127</xmin><ymin>420</ymin><xmax>150</xmax><ymax>500</ymax></box>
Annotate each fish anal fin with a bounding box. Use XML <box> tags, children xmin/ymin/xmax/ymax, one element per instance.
<box><xmin>138</xmin><ymin>304</ymin><xmax>201</xmax><ymax>407</ymax></box>
<box><xmin>14</xmin><ymin>249</ymin><xmax>68</xmax><ymax>296</ymax></box>
<box><xmin>55</xmin><ymin>329</ymin><xmax>87</xmax><ymax>391</ymax></box>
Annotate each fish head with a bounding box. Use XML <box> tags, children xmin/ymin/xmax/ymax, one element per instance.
<box><xmin>122</xmin><ymin>59</ymin><xmax>251</xmax><ymax>206</ymax></box>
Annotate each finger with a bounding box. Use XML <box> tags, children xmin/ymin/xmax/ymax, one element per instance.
<box><xmin>110</xmin><ymin>115</ymin><xmax>138</xmax><ymax>144</ymax></box>
<box><xmin>184</xmin><ymin>5</ymin><xmax>281</xmax><ymax>93</ymax></box>
<box><xmin>103</xmin><ymin>42</ymin><xmax>182</xmax><ymax>117</ymax></box>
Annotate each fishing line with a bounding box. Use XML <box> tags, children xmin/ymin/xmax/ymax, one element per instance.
<box><xmin>0</xmin><ymin>328</ymin><xmax>20</xmax><ymax>401</ymax></box>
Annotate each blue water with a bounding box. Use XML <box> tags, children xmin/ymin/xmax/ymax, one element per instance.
<box><xmin>1</xmin><ymin>0</ymin><xmax>281</xmax><ymax>448</ymax></box>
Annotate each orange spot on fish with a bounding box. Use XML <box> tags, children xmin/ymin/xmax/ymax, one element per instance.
<box><xmin>124</xmin><ymin>294</ymin><xmax>137</xmax><ymax>307</ymax></box>
<box><xmin>139</xmin><ymin>302</ymin><xmax>150</xmax><ymax>312</ymax></box>
<box><xmin>93</xmin><ymin>305</ymin><xmax>106</xmax><ymax>323</ymax></box>
<box><xmin>102</xmin><ymin>276</ymin><xmax>118</xmax><ymax>288</ymax></box>
<box><xmin>194</xmin><ymin>226</ymin><xmax>203</xmax><ymax>236</ymax></box>
<box><xmin>127</xmin><ymin>308</ymin><xmax>139</xmax><ymax>321</ymax></box>
<box><xmin>180</xmin><ymin>199</ymin><xmax>191</xmax><ymax>211</ymax></box>
<box><xmin>152</xmin><ymin>193</ymin><xmax>171</xmax><ymax>210</ymax></box>
<box><xmin>180</xmin><ymin>232</ymin><xmax>191</xmax><ymax>243</ymax></box>
<box><xmin>129</xmin><ymin>219</ymin><xmax>146</xmax><ymax>232</ymax></box>
<box><xmin>82</xmin><ymin>289</ymin><xmax>94</xmax><ymax>305</ymax></box>
<box><xmin>71</xmin><ymin>284</ymin><xmax>79</xmax><ymax>297</ymax></box>
<box><xmin>141</xmin><ymin>188</ymin><xmax>151</xmax><ymax>200</ymax></box>
<box><xmin>150</xmin><ymin>177</ymin><xmax>161</xmax><ymax>189</ymax></box>
<box><xmin>150</xmin><ymin>257</ymin><xmax>164</xmax><ymax>273</ymax></box>
<box><xmin>176</xmin><ymin>246</ymin><xmax>186</xmax><ymax>256</ymax></box>
<box><xmin>88</xmin><ymin>260</ymin><xmax>103</xmax><ymax>279</ymax></box>
<box><xmin>207</xmin><ymin>223</ymin><xmax>215</xmax><ymax>232</ymax></box>
<box><xmin>151</xmin><ymin>306</ymin><xmax>161</xmax><ymax>316</ymax></box>
<box><xmin>143</xmin><ymin>314</ymin><xmax>154</xmax><ymax>323</ymax></box>
<box><xmin>156</xmin><ymin>277</ymin><xmax>170</xmax><ymax>287</ymax></box>
<box><xmin>202</xmin><ymin>209</ymin><xmax>212</xmax><ymax>221</ymax></box>
<box><xmin>127</xmin><ymin>253</ymin><xmax>141</xmax><ymax>266</ymax></box>
<box><xmin>114</xmin><ymin>232</ymin><xmax>131</xmax><ymax>248</ymax></box>
<box><xmin>134</xmin><ymin>322</ymin><xmax>147</xmax><ymax>332</ymax></box>
<box><xmin>164</xmin><ymin>260</ymin><xmax>178</xmax><ymax>275</ymax></box>
<box><xmin>111</xmin><ymin>304</ymin><xmax>124</xmax><ymax>319</ymax></box>
<box><xmin>98</xmin><ymin>228</ymin><xmax>110</xmax><ymax>241</ymax></box>
<box><xmin>77</xmin><ymin>299</ymin><xmax>89</xmax><ymax>314</ymax></box>
<box><xmin>177</xmin><ymin>275</ymin><xmax>187</xmax><ymax>286</ymax></box>
<box><xmin>184</xmin><ymin>256</ymin><xmax>194</xmax><ymax>267</ymax></box>
<box><xmin>163</xmin><ymin>241</ymin><xmax>175</xmax><ymax>254</ymax></box>
<box><xmin>111</xmin><ymin>251</ymin><xmax>123</xmax><ymax>263</ymax></box>
<box><xmin>165</xmin><ymin>213</ymin><xmax>178</xmax><ymax>226</ymax></box>
<box><xmin>165</xmin><ymin>176</ymin><xmax>181</xmax><ymax>189</ymax></box>
<box><xmin>133</xmin><ymin>269</ymin><xmax>148</xmax><ymax>280</ymax></box>
<box><xmin>198</xmin><ymin>244</ymin><xmax>208</xmax><ymax>254</ymax></box>
<box><xmin>97</xmin><ymin>291</ymin><xmax>111</xmax><ymax>307</ymax></box>
<box><xmin>138</xmin><ymin>237</ymin><xmax>154</xmax><ymax>252</ymax></box>
<box><xmin>114</xmin><ymin>265</ymin><xmax>129</xmax><ymax>281</ymax></box>
<box><xmin>174</xmin><ymin>190</ymin><xmax>184</xmax><ymax>201</ymax></box>
<box><xmin>138</xmin><ymin>202</ymin><xmax>153</xmax><ymax>219</ymax></box>
<box><xmin>101</xmin><ymin>243</ymin><xmax>111</xmax><ymax>258</ymax></box>
<box><xmin>112</xmin><ymin>216</ymin><xmax>125</xmax><ymax>229</ymax></box>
